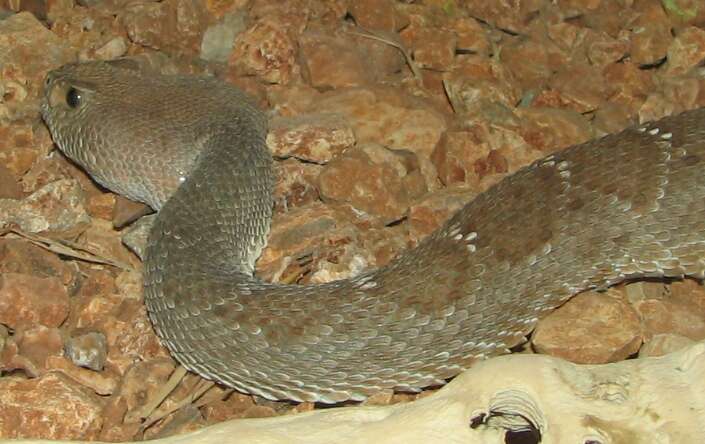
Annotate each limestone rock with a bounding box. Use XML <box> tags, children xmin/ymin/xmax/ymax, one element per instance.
<box><xmin>0</xmin><ymin>372</ymin><xmax>104</xmax><ymax>440</ymax></box>
<box><xmin>0</xmin><ymin>273</ymin><xmax>69</xmax><ymax>330</ymax></box>
<box><xmin>267</xmin><ymin>113</ymin><xmax>355</xmax><ymax>164</ymax></box>
<box><xmin>0</xmin><ymin>179</ymin><xmax>90</xmax><ymax>233</ymax></box>
<box><xmin>532</xmin><ymin>289</ymin><xmax>643</xmax><ymax>364</ymax></box>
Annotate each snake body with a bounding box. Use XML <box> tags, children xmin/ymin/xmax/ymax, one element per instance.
<box><xmin>41</xmin><ymin>60</ymin><xmax>705</xmax><ymax>403</ymax></box>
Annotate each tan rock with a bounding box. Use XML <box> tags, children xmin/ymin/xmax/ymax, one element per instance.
<box><xmin>452</xmin><ymin>17</ymin><xmax>490</xmax><ymax>55</ymax></box>
<box><xmin>229</xmin><ymin>19</ymin><xmax>298</xmax><ymax>85</ymax></box>
<box><xmin>0</xmin><ymin>124</ymin><xmax>41</xmax><ymax>178</ymax></box>
<box><xmin>665</xmin><ymin>26</ymin><xmax>705</xmax><ymax>74</ymax></box>
<box><xmin>113</xmin><ymin>195</ymin><xmax>152</xmax><ymax>229</ymax></box>
<box><xmin>628</xmin><ymin>4</ymin><xmax>672</xmax><ymax>66</ymax></box>
<box><xmin>78</xmin><ymin>219</ymin><xmax>141</xmax><ymax>269</ymax></box>
<box><xmin>0</xmin><ymin>11</ymin><xmax>75</xmax><ymax>121</ymax></box>
<box><xmin>627</xmin><ymin>280</ymin><xmax>705</xmax><ymax>341</ymax></box>
<box><xmin>443</xmin><ymin>55</ymin><xmax>522</xmax><ymax>114</ymax></box>
<box><xmin>532</xmin><ymin>289</ymin><xmax>643</xmax><ymax>364</ymax></box>
<box><xmin>318</xmin><ymin>143</ymin><xmax>428</xmax><ymax>223</ymax></box>
<box><xmin>0</xmin><ymin>164</ymin><xmax>24</xmax><ymax>199</ymax></box>
<box><xmin>267</xmin><ymin>113</ymin><xmax>355</xmax><ymax>163</ymax></box>
<box><xmin>538</xmin><ymin>63</ymin><xmax>609</xmax><ymax>113</ymax></box>
<box><xmin>347</xmin><ymin>0</ymin><xmax>406</xmax><ymax>33</ymax></box>
<box><xmin>591</xmin><ymin>102</ymin><xmax>636</xmax><ymax>137</ymax></box>
<box><xmin>312</xmin><ymin>88</ymin><xmax>447</xmax><ymax>160</ymax></box>
<box><xmin>15</xmin><ymin>326</ymin><xmax>64</xmax><ymax>374</ymax></box>
<box><xmin>602</xmin><ymin>61</ymin><xmax>655</xmax><ymax>115</ymax></box>
<box><xmin>45</xmin><ymin>355</ymin><xmax>118</xmax><ymax>396</ymax></box>
<box><xmin>431</xmin><ymin>130</ymin><xmax>505</xmax><ymax>188</ymax></box>
<box><xmin>0</xmin><ymin>238</ymin><xmax>76</xmax><ymax>287</ymax></box>
<box><xmin>500</xmin><ymin>38</ymin><xmax>555</xmax><ymax>92</ymax></box>
<box><xmin>411</xmin><ymin>27</ymin><xmax>456</xmax><ymax>71</ymax></box>
<box><xmin>75</xmin><ymin>293</ymin><xmax>169</xmax><ymax>376</ymax></box>
<box><xmin>272</xmin><ymin>158</ymin><xmax>322</xmax><ymax>212</ymax></box>
<box><xmin>460</xmin><ymin>0</ymin><xmax>543</xmax><ymax>34</ymax></box>
<box><xmin>299</xmin><ymin>32</ymin><xmax>372</xmax><ymax>89</ymax></box>
<box><xmin>517</xmin><ymin>107</ymin><xmax>593</xmax><ymax>153</ymax></box>
<box><xmin>0</xmin><ymin>372</ymin><xmax>104</xmax><ymax>440</ymax></box>
<box><xmin>0</xmin><ymin>179</ymin><xmax>90</xmax><ymax>233</ymax></box>
<box><xmin>118</xmin><ymin>358</ymin><xmax>177</xmax><ymax>421</ymax></box>
<box><xmin>256</xmin><ymin>202</ymin><xmax>358</xmax><ymax>283</ymax></box>
<box><xmin>584</xmin><ymin>30</ymin><xmax>629</xmax><ymax>69</ymax></box>
<box><xmin>639</xmin><ymin>333</ymin><xmax>695</xmax><ymax>358</ymax></box>
<box><xmin>120</xmin><ymin>0</ymin><xmax>210</xmax><ymax>55</ymax></box>
<box><xmin>0</xmin><ymin>273</ymin><xmax>69</xmax><ymax>330</ymax></box>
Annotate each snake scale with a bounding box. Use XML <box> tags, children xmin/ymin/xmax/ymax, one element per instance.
<box><xmin>41</xmin><ymin>60</ymin><xmax>705</xmax><ymax>403</ymax></box>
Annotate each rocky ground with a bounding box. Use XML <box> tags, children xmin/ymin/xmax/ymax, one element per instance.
<box><xmin>1</xmin><ymin>0</ymin><xmax>705</xmax><ymax>441</ymax></box>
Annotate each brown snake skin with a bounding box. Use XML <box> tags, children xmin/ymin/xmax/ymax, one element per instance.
<box><xmin>41</xmin><ymin>60</ymin><xmax>705</xmax><ymax>403</ymax></box>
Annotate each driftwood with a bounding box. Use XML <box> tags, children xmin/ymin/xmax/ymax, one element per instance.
<box><xmin>3</xmin><ymin>340</ymin><xmax>703</xmax><ymax>444</ymax></box>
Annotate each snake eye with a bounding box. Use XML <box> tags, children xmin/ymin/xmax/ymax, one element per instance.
<box><xmin>66</xmin><ymin>87</ymin><xmax>82</xmax><ymax>108</ymax></box>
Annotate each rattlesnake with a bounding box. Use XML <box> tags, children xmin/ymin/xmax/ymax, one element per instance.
<box><xmin>41</xmin><ymin>59</ymin><xmax>705</xmax><ymax>403</ymax></box>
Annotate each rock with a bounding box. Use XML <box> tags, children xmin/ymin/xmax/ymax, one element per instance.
<box><xmin>0</xmin><ymin>164</ymin><xmax>24</xmax><ymax>199</ymax></box>
<box><xmin>517</xmin><ymin>107</ymin><xmax>593</xmax><ymax>153</ymax></box>
<box><xmin>312</xmin><ymin>88</ymin><xmax>447</xmax><ymax>159</ymax></box>
<box><xmin>535</xmin><ymin>63</ymin><xmax>609</xmax><ymax>113</ymax></box>
<box><xmin>603</xmin><ymin>61</ymin><xmax>655</xmax><ymax>115</ymax></box>
<box><xmin>318</xmin><ymin>143</ymin><xmax>428</xmax><ymax>223</ymax></box>
<box><xmin>459</xmin><ymin>0</ymin><xmax>543</xmax><ymax>34</ymax></box>
<box><xmin>120</xmin><ymin>214</ymin><xmax>154</xmax><ymax>260</ymax></box>
<box><xmin>120</xmin><ymin>0</ymin><xmax>211</xmax><ymax>55</ymax></box>
<box><xmin>15</xmin><ymin>326</ymin><xmax>64</xmax><ymax>374</ymax></box>
<box><xmin>346</xmin><ymin>0</ymin><xmax>406</xmax><ymax>33</ymax></box>
<box><xmin>532</xmin><ymin>289</ymin><xmax>643</xmax><ymax>364</ymax></box>
<box><xmin>0</xmin><ymin>372</ymin><xmax>104</xmax><ymax>440</ymax></box>
<box><xmin>584</xmin><ymin>30</ymin><xmax>629</xmax><ymax>69</ymax></box>
<box><xmin>639</xmin><ymin>333</ymin><xmax>695</xmax><ymax>358</ymax></box>
<box><xmin>200</xmin><ymin>10</ymin><xmax>247</xmax><ymax>63</ymax></box>
<box><xmin>113</xmin><ymin>195</ymin><xmax>152</xmax><ymax>229</ymax></box>
<box><xmin>0</xmin><ymin>11</ymin><xmax>75</xmax><ymax>120</ymax></box>
<box><xmin>79</xmin><ymin>219</ymin><xmax>141</xmax><ymax>269</ymax></box>
<box><xmin>0</xmin><ymin>273</ymin><xmax>69</xmax><ymax>330</ymax></box>
<box><xmin>452</xmin><ymin>17</ymin><xmax>490</xmax><ymax>55</ymax></box>
<box><xmin>443</xmin><ymin>55</ymin><xmax>522</xmax><ymax>114</ymax></box>
<box><xmin>500</xmin><ymin>38</ymin><xmax>556</xmax><ymax>92</ymax></box>
<box><xmin>411</xmin><ymin>27</ymin><xmax>456</xmax><ymax>71</ymax></box>
<box><xmin>0</xmin><ymin>179</ymin><xmax>90</xmax><ymax>233</ymax></box>
<box><xmin>431</xmin><ymin>130</ymin><xmax>506</xmax><ymax>188</ymax></box>
<box><xmin>267</xmin><ymin>113</ymin><xmax>355</xmax><ymax>163</ymax></box>
<box><xmin>272</xmin><ymin>158</ymin><xmax>322</xmax><ymax>212</ymax></box>
<box><xmin>45</xmin><ymin>355</ymin><xmax>118</xmax><ymax>395</ymax></box>
<box><xmin>627</xmin><ymin>280</ymin><xmax>705</xmax><ymax>341</ymax></box>
<box><xmin>74</xmin><ymin>290</ymin><xmax>169</xmax><ymax>376</ymax></box>
<box><xmin>83</xmin><ymin>191</ymin><xmax>115</xmax><ymax>221</ymax></box>
<box><xmin>665</xmin><ymin>26</ymin><xmax>705</xmax><ymax>75</ymax></box>
<box><xmin>117</xmin><ymin>358</ymin><xmax>177</xmax><ymax>420</ymax></box>
<box><xmin>0</xmin><ymin>238</ymin><xmax>76</xmax><ymax>287</ymax></box>
<box><xmin>229</xmin><ymin>19</ymin><xmax>298</xmax><ymax>84</ymax></box>
<box><xmin>65</xmin><ymin>331</ymin><xmax>108</xmax><ymax>371</ymax></box>
<box><xmin>592</xmin><ymin>102</ymin><xmax>636</xmax><ymax>137</ymax></box>
<box><xmin>0</xmin><ymin>123</ymin><xmax>41</xmax><ymax>179</ymax></box>
<box><xmin>299</xmin><ymin>32</ymin><xmax>372</xmax><ymax>89</ymax></box>
<box><xmin>256</xmin><ymin>202</ymin><xmax>353</xmax><ymax>282</ymax></box>
<box><xmin>628</xmin><ymin>3</ymin><xmax>672</xmax><ymax>66</ymax></box>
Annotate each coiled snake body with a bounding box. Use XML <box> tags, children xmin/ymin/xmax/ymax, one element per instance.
<box><xmin>41</xmin><ymin>61</ymin><xmax>705</xmax><ymax>403</ymax></box>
